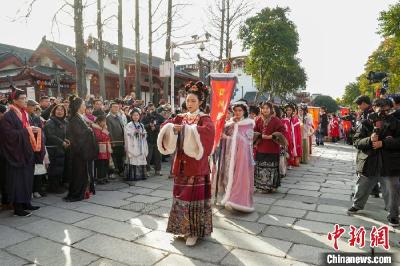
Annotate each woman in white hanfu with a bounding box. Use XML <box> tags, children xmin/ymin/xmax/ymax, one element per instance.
<box><xmin>124</xmin><ymin>108</ymin><xmax>148</xmax><ymax>181</ymax></box>
<box><xmin>216</xmin><ymin>100</ymin><xmax>255</xmax><ymax>212</ymax></box>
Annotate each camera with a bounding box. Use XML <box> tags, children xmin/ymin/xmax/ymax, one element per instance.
<box><xmin>368</xmin><ymin>71</ymin><xmax>389</xmax><ymax>96</ymax></box>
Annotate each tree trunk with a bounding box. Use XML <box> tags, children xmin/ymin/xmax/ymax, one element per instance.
<box><xmin>148</xmin><ymin>0</ymin><xmax>154</xmax><ymax>104</ymax></box>
<box><xmin>97</xmin><ymin>0</ymin><xmax>106</xmax><ymax>100</ymax></box>
<box><xmin>225</xmin><ymin>0</ymin><xmax>230</xmax><ymax>59</ymax></box>
<box><xmin>135</xmin><ymin>0</ymin><xmax>141</xmax><ymax>100</ymax></box>
<box><xmin>118</xmin><ymin>0</ymin><xmax>125</xmax><ymax>98</ymax></box>
<box><xmin>163</xmin><ymin>0</ymin><xmax>172</xmax><ymax>102</ymax></box>
<box><xmin>74</xmin><ymin>0</ymin><xmax>87</xmax><ymax>97</ymax></box>
<box><xmin>218</xmin><ymin>0</ymin><xmax>225</xmax><ymax>72</ymax></box>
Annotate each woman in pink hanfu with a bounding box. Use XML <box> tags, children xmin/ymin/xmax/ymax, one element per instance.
<box><xmin>216</xmin><ymin>101</ymin><xmax>255</xmax><ymax>212</ymax></box>
<box><xmin>282</xmin><ymin>104</ymin><xmax>302</xmax><ymax>167</ymax></box>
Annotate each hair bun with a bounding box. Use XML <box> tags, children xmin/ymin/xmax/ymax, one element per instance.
<box><xmin>184</xmin><ymin>81</ymin><xmax>209</xmax><ymax>101</ymax></box>
<box><xmin>69</xmin><ymin>94</ymin><xmax>77</xmax><ymax>103</ymax></box>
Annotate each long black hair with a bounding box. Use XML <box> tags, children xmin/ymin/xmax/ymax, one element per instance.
<box><xmin>68</xmin><ymin>95</ymin><xmax>83</xmax><ymax>118</ymax></box>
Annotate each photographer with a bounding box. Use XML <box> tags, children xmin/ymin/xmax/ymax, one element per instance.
<box><xmin>141</xmin><ymin>103</ymin><xmax>165</xmax><ymax>176</ymax></box>
<box><xmin>392</xmin><ymin>95</ymin><xmax>400</xmax><ymax>120</ymax></box>
<box><xmin>349</xmin><ymin>98</ymin><xmax>400</xmax><ymax>226</ymax></box>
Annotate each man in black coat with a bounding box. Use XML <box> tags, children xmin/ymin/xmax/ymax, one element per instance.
<box><xmin>0</xmin><ymin>89</ymin><xmax>42</xmax><ymax>216</ymax></box>
<box><xmin>0</xmin><ymin>105</ymin><xmax>10</xmax><ymax>210</ymax></box>
<box><xmin>141</xmin><ymin>103</ymin><xmax>165</xmax><ymax>176</ymax></box>
<box><xmin>348</xmin><ymin>98</ymin><xmax>400</xmax><ymax>226</ymax></box>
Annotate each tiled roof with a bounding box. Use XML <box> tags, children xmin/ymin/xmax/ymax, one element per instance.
<box><xmin>243</xmin><ymin>91</ymin><xmax>270</xmax><ymax>103</ymax></box>
<box><xmin>45</xmin><ymin>41</ymin><xmax>114</xmax><ymax>74</ymax></box>
<box><xmin>92</xmin><ymin>38</ymin><xmax>197</xmax><ymax>79</ymax></box>
<box><xmin>0</xmin><ymin>43</ymin><xmax>34</xmax><ymax>63</ymax></box>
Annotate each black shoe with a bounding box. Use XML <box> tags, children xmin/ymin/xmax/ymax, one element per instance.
<box><xmin>14</xmin><ymin>209</ymin><xmax>32</xmax><ymax>217</ymax></box>
<box><xmin>347</xmin><ymin>207</ymin><xmax>359</xmax><ymax>214</ymax></box>
<box><xmin>388</xmin><ymin>218</ymin><xmax>400</xmax><ymax>227</ymax></box>
<box><xmin>63</xmin><ymin>197</ymin><xmax>81</xmax><ymax>202</ymax></box>
<box><xmin>23</xmin><ymin>204</ymin><xmax>40</xmax><ymax>211</ymax></box>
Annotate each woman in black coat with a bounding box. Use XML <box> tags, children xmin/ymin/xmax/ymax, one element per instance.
<box><xmin>44</xmin><ymin>104</ymin><xmax>69</xmax><ymax>194</ymax></box>
<box><xmin>64</xmin><ymin>96</ymin><xmax>97</xmax><ymax>202</ymax></box>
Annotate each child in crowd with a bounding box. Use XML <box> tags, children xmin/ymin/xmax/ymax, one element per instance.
<box><xmin>92</xmin><ymin>115</ymin><xmax>112</xmax><ymax>185</ymax></box>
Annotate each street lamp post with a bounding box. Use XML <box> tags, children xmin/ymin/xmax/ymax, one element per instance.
<box><xmin>169</xmin><ymin>35</ymin><xmax>209</xmax><ymax>113</ymax></box>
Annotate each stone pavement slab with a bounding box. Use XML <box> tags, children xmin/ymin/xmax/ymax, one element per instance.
<box><xmin>0</xmin><ymin>211</ymin><xmax>42</xmax><ymax>228</ymax></box>
<box><xmin>0</xmin><ymin>250</ymin><xmax>30</xmax><ymax>266</ymax></box>
<box><xmin>268</xmin><ymin>206</ymin><xmax>308</xmax><ymax>218</ymax></box>
<box><xmin>6</xmin><ymin>237</ymin><xmax>98</xmax><ymax>265</ymax></box>
<box><xmin>209</xmin><ymin>228</ymin><xmax>292</xmax><ymax>258</ymax></box>
<box><xmin>119</xmin><ymin>186</ymin><xmax>154</xmax><ymax>195</ymax></box>
<box><xmin>74</xmin><ymin>216</ymin><xmax>151</xmax><ymax>241</ymax></box>
<box><xmin>33</xmin><ymin>205</ymin><xmax>92</xmax><ymax>224</ymax></box>
<box><xmin>274</xmin><ymin>199</ymin><xmax>316</xmax><ymax>211</ymax></box>
<box><xmin>293</xmin><ymin>219</ymin><xmax>338</xmax><ymax>235</ymax></box>
<box><xmin>213</xmin><ymin>216</ymin><xmax>265</xmax><ymax>235</ymax></box>
<box><xmin>128</xmin><ymin>214</ymin><xmax>169</xmax><ymax>231</ymax></box>
<box><xmin>135</xmin><ymin>231</ymin><xmax>232</xmax><ymax>263</ymax></box>
<box><xmin>0</xmin><ymin>224</ymin><xmax>34</xmax><ymax>249</ymax></box>
<box><xmin>17</xmin><ymin>219</ymin><xmax>93</xmax><ymax>245</ymax></box>
<box><xmin>74</xmin><ymin>234</ymin><xmax>167</xmax><ymax>265</ymax></box>
<box><xmin>214</xmin><ymin>208</ymin><xmax>260</xmax><ymax>222</ymax></box>
<box><xmin>126</xmin><ymin>194</ymin><xmax>165</xmax><ymax>204</ymax></box>
<box><xmin>221</xmin><ymin>249</ymin><xmax>308</xmax><ymax>266</ymax></box>
<box><xmin>287</xmin><ymin>244</ymin><xmax>330</xmax><ymax>265</ymax></box>
<box><xmin>258</xmin><ymin>213</ymin><xmax>296</xmax><ymax>227</ymax></box>
<box><xmin>149</xmin><ymin>189</ymin><xmax>172</xmax><ymax>198</ymax></box>
<box><xmin>155</xmin><ymin>254</ymin><xmax>217</xmax><ymax>266</ymax></box>
<box><xmin>88</xmin><ymin>258</ymin><xmax>129</xmax><ymax>266</ymax></box>
<box><xmin>75</xmin><ymin>203</ymin><xmax>140</xmax><ymax>221</ymax></box>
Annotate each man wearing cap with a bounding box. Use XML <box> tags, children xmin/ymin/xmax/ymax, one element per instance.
<box><xmin>27</xmin><ymin>100</ymin><xmax>42</xmax><ymax>128</ymax></box>
<box><xmin>0</xmin><ymin>89</ymin><xmax>43</xmax><ymax>216</ymax></box>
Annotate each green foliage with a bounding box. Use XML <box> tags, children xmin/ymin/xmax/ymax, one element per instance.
<box><xmin>378</xmin><ymin>2</ymin><xmax>400</xmax><ymax>39</ymax></box>
<box><xmin>239</xmin><ymin>7</ymin><xmax>307</xmax><ymax>99</ymax></box>
<box><xmin>313</xmin><ymin>95</ymin><xmax>339</xmax><ymax>113</ymax></box>
<box><xmin>362</xmin><ymin>38</ymin><xmax>400</xmax><ymax>94</ymax></box>
<box><xmin>341</xmin><ymin>2</ymin><xmax>400</xmax><ymax>102</ymax></box>
<box><xmin>342</xmin><ymin>82</ymin><xmax>361</xmax><ymax>107</ymax></box>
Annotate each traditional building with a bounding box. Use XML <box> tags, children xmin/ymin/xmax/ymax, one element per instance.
<box><xmin>0</xmin><ymin>36</ymin><xmax>197</xmax><ymax>102</ymax></box>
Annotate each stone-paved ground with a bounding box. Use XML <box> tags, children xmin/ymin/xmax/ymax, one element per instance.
<box><xmin>0</xmin><ymin>143</ymin><xmax>399</xmax><ymax>266</ymax></box>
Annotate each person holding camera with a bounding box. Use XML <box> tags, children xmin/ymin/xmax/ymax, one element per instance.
<box><xmin>348</xmin><ymin>98</ymin><xmax>400</xmax><ymax>226</ymax></box>
<box><xmin>142</xmin><ymin>103</ymin><xmax>165</xmax><ymax>176</ymax></box>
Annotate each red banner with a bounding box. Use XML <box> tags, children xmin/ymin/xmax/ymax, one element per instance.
<box><xmin>209</xmin><ymin>73</ymin><xmax>237</xmax><ymax>152</ymax></box>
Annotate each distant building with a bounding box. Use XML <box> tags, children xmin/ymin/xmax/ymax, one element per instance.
<box><xmin>0</xmin><ymin>36</ymin><xmax>197</xmax><ymax>102</ymax></box>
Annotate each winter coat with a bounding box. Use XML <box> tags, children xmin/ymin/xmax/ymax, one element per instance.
<box><xmin>44</xmin><ymin>116</ymin><xmax>68</xmax><ymax>177</ymax></box>
<box><xmin>106</xmin><ymin>113</ymin><xmax>125</xmax><ymax>147</ymax></box>
<box><xmin>354</xmin><ymin>114</ymin><xmax>400</xmax><ymax>177</ymax></box>
<box><xmin>92</xmin><ymin>123</ymin><xmax>112</xmax><ymax>160</ymax></box>
<box><xmin>67</xmin><ymin>115</ymin><xmax>98</xmax><ymax>161</ymax></box>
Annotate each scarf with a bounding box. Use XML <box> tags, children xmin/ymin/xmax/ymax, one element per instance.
<box><xmin>9</xmin><ymin>104</ymin><xmax>42</xmax><ymax>152</ymax></box>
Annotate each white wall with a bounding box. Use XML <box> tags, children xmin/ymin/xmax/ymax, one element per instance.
<box><xmin>0</xmin><ymin>64</ymin><xmax>20</xmax><ymax>71</ymax></box>
<box><xmin>232</xmin><ymin>66</ymin><xmax>257</xmax><ymax>102</ymax></box>
<box><xmin>87</xmin><ymin>49</ymin><xmax>120</xmax><ymax>75</ymax></box>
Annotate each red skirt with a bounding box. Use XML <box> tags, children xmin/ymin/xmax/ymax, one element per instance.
<box><xmin>166</xmin><ymin>175</ymin><xmax>213</xmax><ymax>237</ymax></box>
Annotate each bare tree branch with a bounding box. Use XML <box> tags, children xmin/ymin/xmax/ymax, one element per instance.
<box><xmin>50</xmin><ymin>3</ymin><xmax>70</xmax><ymax>40</ymax></box>
<box><xmin>152</xmin><ymin>0</ymin><xmax>163</xmax><ymax>17</ymax></box>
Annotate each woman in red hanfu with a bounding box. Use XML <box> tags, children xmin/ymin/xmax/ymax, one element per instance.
<box><xmin>282</xmin><ymin>104</ymin><xmax>302</xmax><ymax>167</ymax></box>
<box><xmin>157</xmin><ymin>81</ymin><xmax>215</xmax><ymax>247</ymax></box>
<box><xmin>329</xmin><ymin>114</ymin><xmax>340</xmax><ymax>143</ymax></box>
